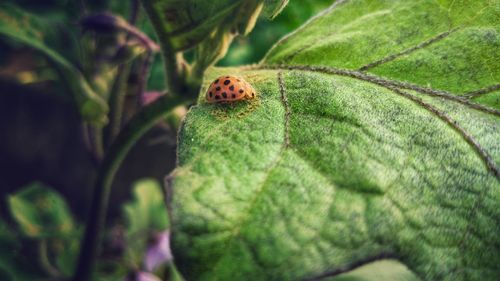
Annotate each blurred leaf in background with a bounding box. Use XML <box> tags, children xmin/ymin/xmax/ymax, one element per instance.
<box><xmin>123</xmin><ymin>179</ymin><xmax>169</xmax><ymax>265</ymax></box>
<box><xmin>8</xmin><ymin>182</ymin><xmax>75</xmax><ymax>238</ymax></box>
<box><xmin>0</xmin><ymin>3</ymin><xmax>109</xmax><ymax>124</ymax></box>
<box><xmin>218</xmin><ymin>0</ymin><xmax>334</xmax><ymax>66</ymax></box>
<box><xmin>146</xmin><ymin>0</ymin><xmax>335</xmax><ymax>90</ymax></box>
<box><xmin>3</xmin><ymin>183</ymin><xmax>80</xmax><ymax>280</ymax></box>
<box><xmin>124</xmin><ymin>178</ymin><xmax>169</xmax><ymax>237</ymax></box>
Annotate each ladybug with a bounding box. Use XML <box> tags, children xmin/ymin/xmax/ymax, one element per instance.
<box><xmin>206</xmin><ymin>75</ymin><xmax>256</xmax><ymax>103</ymax></box>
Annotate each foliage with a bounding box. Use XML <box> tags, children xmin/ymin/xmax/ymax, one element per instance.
<box><xmin>8</xmin><ymin>182</ymin><xmax>75</xmax><ymax>238</ymax></box>
<box><xmin>5</xmin><ymin>184</ymin><xmax>79</xmax><ymax>280</ymax></box>
<box><xmin>123</xmin><ymin>179</ymin><xmax>170</xmax><ymax>265</ymax></box>
<box><xmin>0</xmin><ymin>4</ymin><xmax>109</xmax><ymax>124</ymax></box>
<box><xmin>2</xmin><ymin>179</ymin><xmax>170</xmax><ymax>280</ymax></box>
<box><xmin>171</xmin><ymin>0</ymin><xmax>500</xmax><ymax>280</ymax></box>
<box><xmin>219</xmin><ymin>0</ymin><xmax>333</xmax><ymax>66</ymax></box>
<box><xmin>124</xmin><ymin>179</ymin><xmax>169</xmax><ymax>235</ymax></box>
<box><xmin>1</xmin><ymin>0</ymin><xmax>499</xmax><ymax>281</ymax></box>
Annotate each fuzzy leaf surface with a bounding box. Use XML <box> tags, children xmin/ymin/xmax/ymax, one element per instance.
<box><xmin>172</xmin><ymin>0</ymin><xmax>500</xmax><ymax>280</ymax></box>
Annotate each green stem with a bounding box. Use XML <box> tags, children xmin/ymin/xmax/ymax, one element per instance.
<box><xmin>38</xmin><ymin>239</ymin><xmax>61</xmax><ymax>278</ymax></box>
<box><xmin>140</xmin><ymin>0</ymin><xmax>194</xmax><ymax>98</ymax></box>
<box><xmin>73</xmin><ymin>95</ymin><xmax>188</xmax><ymax>281</ymax></box>
<box><xmin>91</xmin><ymin>125</ymin><xmax>105</xmax><ymax>161</ymax></box>
<box><xmin>164</xmin><ymin>262</ymin><xmax>186</xmax><ymax>281</ymax></box>
<box><xmin>106</xmin><ymin>64</ymin><xmax>132</xmax><ymax>147</ymax></box>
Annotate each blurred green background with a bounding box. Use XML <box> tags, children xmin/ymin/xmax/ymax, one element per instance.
<box><xmin>0</xmin><ymin>0</ymin><xmax>334</xmax><ymax>219</ymax></box>
<box><xmin>147</xmin><ymin>0</ymin><xmax>334</xmax><ymax>90</ymax></box>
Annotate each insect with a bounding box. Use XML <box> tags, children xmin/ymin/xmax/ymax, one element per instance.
<box><xmin>206</xmin><ymin>75</ymin><xmax>256</xmax><ymax>103</ymax></box>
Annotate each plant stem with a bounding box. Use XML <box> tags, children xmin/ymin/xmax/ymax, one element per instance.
<box><xmin>139</xmin><ymin>0</ymin><xmax>192</xmax><ymax>98</ymax></box>
<box><xmin>135</xmin><ymin>50</ymin><xmax>154</xmax><ymax>107</ymax></box>
<box><xmin>106</xmin><ymin>64</ymin><xmax>132</xmax><ymax>147</ymax></box>
<box><xmin>164</xmin><ymin>262</ymin><xmax>186</xmax><ymax>281</ymax></box>
<box><xmin>90</xmin><ymin>125</ymin><xmax>105</xmax><ymax>162</ymax></box>
<box><xmin>73</xmin><ymin>95</ymin><xmax>188</xmax><ymax>281</ymax></box>
<box><xmin>38</xmin><ymin>239</ymin><xmax>61</xmax><ymax>278</ymax></box>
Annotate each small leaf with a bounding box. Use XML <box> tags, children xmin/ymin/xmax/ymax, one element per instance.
<box><xmin>123</xmin><ymin>179</ymin><xmax>169</xmax><ymax>264</ymax></box>
<box><xmin>124</xmin><ymin>179</ymin><xmax>169</xmax><ymax>236</ymax></box>
<box><xmin>8</xmin><ymin>182</ymin><xmax>75</xmax><ymax>238</ymax></box>
<box><xmin>0</xmin><ymin>4</ymin><xmax>108</xmax><ymax>124</ymax></box>
<box><xmin>55</xmin><ymin>237</ymin><xmax>80</xmax><ymax>277</ymax></box>
<box><xmin>0</xmin><ymin>219</ymin><xmax>44</xmax><ymax>280</ymax></box>
<box><xmin>262</xmin><ymin>0</ymin><xmax>289</xmax><ymax>19</ymax></box>
<box><xmin>142</xmin><ymin>0</ymin><xmax>265</xmax><ymax>51</ymax></box>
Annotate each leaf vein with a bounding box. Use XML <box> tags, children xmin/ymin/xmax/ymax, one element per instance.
<box><xmin>206</xmin><ymin>71</ymin><xmax>293</xmax><ymax>274</ymax></box>
<box><xmin>385</xmin><ymin>86</ymin><xmax>499</xmax><ymax>179</ymax></box>
<box><xmin>278</xmin><ymin>71</ymin><xmax>291</xmax><ymax>148</ymax></box>
<box><xmin>261</xmin><ymin>0</ymin><xmax>350</xmax><ymax>63</ymax></box>
<box><xmin>463</xmin><ymin>83</ymin><xmax>500</xmax><ymax>99</ymax></box>
<box><xmin>259</xmin><ymin>64</ymin><xmax>500</xmax><ymax>116</ymax></box>
<box><xmin>258</xmin><ymin>65</ymin><xmax>499</xmax><ymax>178</ymax></box>
<box><xmin>358</xmin><ymin>28</ymin><xmax>459</xmax><ymax>71</ymax></box>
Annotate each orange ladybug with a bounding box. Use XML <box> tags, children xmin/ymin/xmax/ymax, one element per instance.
<box><xmin>206</xmin><ymin>75</ymin><xmax>256</xmax><ymax>103</ymax></box>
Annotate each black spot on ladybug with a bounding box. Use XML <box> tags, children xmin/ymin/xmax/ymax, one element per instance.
<box><xmin>251</xmin><ymin>92</ymin><xmax>255</xmax><ymax>97</ymax></box>
<box><xmin>232</xmin><ymin>94</ymin><xmax>236</xmax><ymax>98</ymax></box>
<box><xmin>239</xmin><ymin>89</ymin><xmax>244</xmax><ymax>93</ymax></box>
<box><xmin>214</xmin><ymin>79</ymin><xmax>219</xmax><ymax>84</ymax></box>
<box><xmin>216</xmin><ymin>86</ymin><xmax>221</xmax><ymax>91</ymax></box>
<box><xmin>222</xmin><ymin>92</ymin><xmax>227</xmax><ymax>98</ymax></box>
<box><xmin>229</xmin><ymin>85</ymin><xmax>235</xmax><ymax>91</ymax></box>
<box><xmin>215</xmin><ymin>95</ymin><xmax>220</xmax><ymax>100</ymax></box>
<box><xmin>209</xmin><ymin>92</ymin><xmax>213</xmax><ymax>97</ymax></box>
<box><xmin>224</xmin><ymin>80</ymin><xmax>230</xmax><ymax>85</ymax></box>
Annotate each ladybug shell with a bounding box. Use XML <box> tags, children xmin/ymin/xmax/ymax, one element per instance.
<box><xmin>206</xmin><ymin>75</ymin><xmax>256</xmax><ymax>103</ymax></box>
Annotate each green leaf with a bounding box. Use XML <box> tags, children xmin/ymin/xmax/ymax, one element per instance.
<box><xmin>326</xmin><ymin>260</ymin><xmax>420</xmax><ymax>281</ymax></box>
<box><xmin>124</xmin><ymin>178</ymin><xmax>169</xmax><ymax>236</ymax></box>
<box><xmin>262</xmin><ymin>0</ymin><xmax>289</xmax><ymax>19</ymax></box>
<box><xmin>0</xmin><ymin>4</ymin><xmax>109</xmax><ymax>124</ymax></box>
<box><xmin>0</xmin><ymin>219</ymin><xmax>48</xmax><ymax>281</ymax></box>
<box><xmin>55</xmin><ymin>237</ymin><xmax>81</xmax><ymax>277</ymax></box>
<box><xmin>171</xmin><ymin>0</ymin><xmax>500</xmax><ymax>280</ymax></box>
<box><xmin>8</xmin><ymin>182</ymin><xmax>75</xmax><ymax>238</ymax></box>
<box><xmin>0</xmin><ymin>220</ymin><xmax>17</xmax><ymax>279</ymax></box>
<box><xmin>123</xmin><ymin>179</ymin><xmax>169</xmax><ymax>263</ymax></box>
<box><xmin>141</xmin><ymin>0</ymin><xmax>256</xmax><ymax>51</ymax></box>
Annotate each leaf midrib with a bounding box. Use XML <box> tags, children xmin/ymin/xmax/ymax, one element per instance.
<box><xmin>258</xmin><ymin>64</ymin><xmax>500</xmax><ymax>116</ymax></box>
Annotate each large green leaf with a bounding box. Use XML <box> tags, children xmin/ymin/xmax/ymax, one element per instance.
<box><xmin>8</xmin><ymin>182</ymin><xmax>75</xmax><ymax>238</ymax></box>
<box><xmin>171</xmin><ymin>0</ymin><xmax>500</xmax><ymax>280</ymax></box>
<box><xmin>0</xmin><ymin>4</ymin><xmax>108</xmax><ymax>124</ymax></box>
